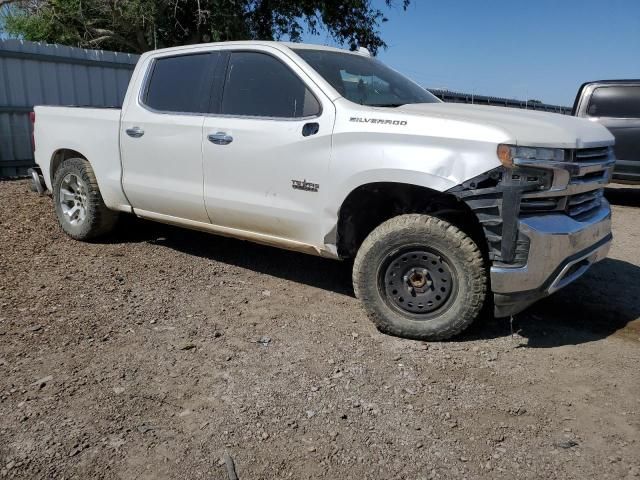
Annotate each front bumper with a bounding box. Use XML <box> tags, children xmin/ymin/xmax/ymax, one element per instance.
<box><xmin>492</xmin><ymin>200</ymin><xmax>612</xmax><ymax>317</ymax></box>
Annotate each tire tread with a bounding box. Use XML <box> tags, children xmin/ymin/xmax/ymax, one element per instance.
<box><xmin>353</xmin><ymin>214</ymin><xmax>487</xmax><ymax>340</ymax></box>
<box><xmin>53</xmin><ymin>158</ymin><xmax>118</xmax><ymax>240</ymax></box>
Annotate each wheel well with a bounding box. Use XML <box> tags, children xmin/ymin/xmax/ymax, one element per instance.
<box><xmin>336</xmin><ymin>182</ymin><xmax>486</xmax><ymax>259</ymax></box>
<box><xmin>50</xmin><ymin>149</ymin><xmax>86</xmax><ymax>183</ymax></box>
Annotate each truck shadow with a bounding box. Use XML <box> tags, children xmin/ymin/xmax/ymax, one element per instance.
<box><xmin>106</xmin><ymin>216</ymin><xmax>640</xmax><ymax>347</ymax></box>
<box><xmin>107</xmin><ymin>215</ymin><xmax>356</xmax><ymax>296</ymax></box>
<box><xmin>461</xmin><ymin>258</ymin><xmax>640</xmax><ymax>347</ymax></box>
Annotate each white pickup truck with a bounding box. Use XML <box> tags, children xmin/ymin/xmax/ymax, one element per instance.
<box><xmin>29</xmin><ymin>41</ymin><xmax>615</xmax><ymax>340</ymax></box>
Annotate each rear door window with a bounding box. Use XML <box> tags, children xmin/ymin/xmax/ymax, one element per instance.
<box><xmin>144</xmin><ymin>53</ymin><xmax>219</xmax><ymax>113</ymax></box>
<box><xmin>587</xmin><ymin>86</ymin><xmax>640</xmax><ymax>118</ymax></box>
<box><xmin>221</xmin><ymin>51</ymin><xmax>320</xmax><ymax>118</ymax></box>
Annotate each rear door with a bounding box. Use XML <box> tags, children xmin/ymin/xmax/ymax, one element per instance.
<box><xmin>120</xmin><ymin>52</ymin><xmax>221</xmax><ymax>222</ymax></box>
<box><xmin>201</xmin><ymin>48</ymin><xmax>335</xmax><ymax>246</ymax></box>
<box><xmin>585</xmin><ymin>85</ymin><xmax>640</xmax><ymax>176</ymax></box>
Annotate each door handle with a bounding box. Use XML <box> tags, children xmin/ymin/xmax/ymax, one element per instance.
<box><xmin>302</xmin><ymin>122</ymin><xmax>319</xmax><ymax>137</ymax></box>
<box><xmin>125</xmin><ymin>126</ymin><xmax>144</xmax><ymax>138</ymax></box>
<box><xmin>208</xmin><ymin>132</ymin><xmax>233</xmax><ymax>145</ymax></box>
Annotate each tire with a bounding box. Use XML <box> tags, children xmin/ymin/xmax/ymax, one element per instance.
<box><xmin>352</xmin><ymin>214</ymin><xmax>487</xmax><ymax>341</ymax></box>
<box><xmin>52</xmin><ymin>157</ymin><xmax>118</xmax><ymax>240</ymax></box>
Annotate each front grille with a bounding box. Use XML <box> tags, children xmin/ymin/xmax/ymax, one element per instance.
<box><xmin>520</xmin><ymin>190</ymin><xmax>604</xmax><ymax>218</ymax></box>
<box><xmin>520</xmin><ymin>197</ymin><xmax>561</xmax><ymax>213</ymax></box>
<box><xmin>573</xmin><ymin>146</ymin><xmax>610</xmax><ymax>162</ymax></box>
<box><xmin>451</xmin><ymin>146</ymin><xmax>613</xmax><ymax>268</ymax></box>
<box><xmin>567</xmin><ymin>189</ymin><xmax>603</xmax><ymax>218</ymax></box>
<box><xmin>520</xmin><ymin>147</ymin><xmax>611</xmax><ymax>220</ymax></box>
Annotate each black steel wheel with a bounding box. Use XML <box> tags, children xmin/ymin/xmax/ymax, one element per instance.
<box><xmin>353</xmin><ymin>214</ymin><xmax>487</xmax><ymax>341</ymax></box>
<box><xmin>381</xmin><ymin>248</ymin><xmax>455</xmax><ymax>317</ymax></box>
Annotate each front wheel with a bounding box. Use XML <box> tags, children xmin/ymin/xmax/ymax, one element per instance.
<box><xmin>352</xmin><ymin>214</ymin><xmax>487</xmax><ymax>340</ymax></box>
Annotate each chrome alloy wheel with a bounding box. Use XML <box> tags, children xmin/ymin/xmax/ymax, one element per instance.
<box><xmin>59</xmin><ymin>173</ymin><xmax>88</xmax><ymax>226</ymax></box>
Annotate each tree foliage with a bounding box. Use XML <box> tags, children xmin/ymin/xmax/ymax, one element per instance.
<box><xmin>1</xmin><ymin>0</ymin><xmax>410</xmax><ymax>54</ymax></box>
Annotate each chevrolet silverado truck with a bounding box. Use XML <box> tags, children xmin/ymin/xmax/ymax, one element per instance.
<box><xmin>28</xmin><ymin>41</ymin><xmax>615</xmax><ymax>340</ymax></box>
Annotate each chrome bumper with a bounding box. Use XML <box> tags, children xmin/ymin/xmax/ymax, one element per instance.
<box><xmin>492</xmin><ymin>199</ymin><xmax>612</xmax><ymax>317</ymax></box>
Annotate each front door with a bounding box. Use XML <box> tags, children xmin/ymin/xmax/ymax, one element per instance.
<box><xmin>202</xmin><ymin>49</ymin><xmax>335</xmax><ymax>246</ymax></box>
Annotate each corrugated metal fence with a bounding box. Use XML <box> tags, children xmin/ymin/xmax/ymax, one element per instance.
<box><xmin>0</xmin><ymin>39</ymin><xmax>139</xmax><ymax>177</ymax></box>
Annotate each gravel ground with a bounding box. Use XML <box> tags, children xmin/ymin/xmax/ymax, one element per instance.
<box><xmin>0</xmin><ymin>179</ymin><xmax>639</xmax><ymax>480</ymax></box>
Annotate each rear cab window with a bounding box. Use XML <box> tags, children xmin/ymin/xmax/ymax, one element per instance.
<box><xmin>587</xmin><ymin>85</ymin><xmax>640</xmax><ymax>118</ymax></box>
<box><xmin>143</xmin><ymin>53</ymin><xmax>220</xmax><ymax>113</ymax></box>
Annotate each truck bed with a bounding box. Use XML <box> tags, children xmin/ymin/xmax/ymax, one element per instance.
<box><xmin>33</xmin><ymin>106</ymin><xmax>130</xmax><ymax>211</ymax></box>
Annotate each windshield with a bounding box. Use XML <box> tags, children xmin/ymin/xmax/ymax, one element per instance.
<box><xmin>293</xmin><ymin>49</ymin><xmax>440</xmax><ymax>107</ymax></box>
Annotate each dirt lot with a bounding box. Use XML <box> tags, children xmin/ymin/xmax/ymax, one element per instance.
<box><xmin>0</xmin><ymin>179</ymin><xmax>639</xmax><ymax>480</ymax></box>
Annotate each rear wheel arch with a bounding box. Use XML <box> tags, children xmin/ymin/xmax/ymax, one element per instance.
<box><xmin>50</xmin><ymin>149</ymin><xmax>87</xmax><ymax>184</ymax></box>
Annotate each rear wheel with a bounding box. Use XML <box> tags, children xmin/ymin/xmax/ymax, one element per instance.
<box><xmin>352</xmin><ymin>214</ymin><xmax>487</xmax><ymax>340</ymax></box>
<box><xmin>52</xmin><ymin>158</ymin><xmax>118</xmax><ymax>240</ymax></box>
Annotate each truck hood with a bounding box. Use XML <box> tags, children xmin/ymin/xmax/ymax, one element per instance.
<box><xmin>395</xmin><ymin>102</ymin><xmax>614</xmax><ymax>149</ymax></box>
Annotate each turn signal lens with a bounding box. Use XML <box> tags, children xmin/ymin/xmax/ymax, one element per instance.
<box><xmin>497</xmin><ymin>144</ymin><xmax>565</xmax><ymax>167</ymax></box>
<box><xmin>497</xmin><ymin>144</ymin><xmax>513</xmax><ymax>168</ymax></box>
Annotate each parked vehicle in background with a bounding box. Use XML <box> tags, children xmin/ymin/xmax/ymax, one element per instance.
<box><xmin>28</xmin><ymin>41</ymin><xmax>615</xmax><ymax>340</ymax></box>
<box><xmin>573</xmin><ymin>80</ymin><xmax>640</xmax><ymax>184</ymax></box>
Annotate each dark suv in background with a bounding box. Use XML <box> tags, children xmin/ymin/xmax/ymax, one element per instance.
<box><xmin>573</xmin><ymin>80</ymin><xmax>640</xmax><ymax>183</ymax></box>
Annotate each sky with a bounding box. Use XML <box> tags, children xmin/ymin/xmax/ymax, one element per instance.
<box><xmin>2</xmin><ymin>1</ymin><xmax>638</xmax><ymax>106</ymax></box>
<box><xmin>303</xmin><ymin>0</ymin><xmax>640</xmax><ymax>107</ymax></box>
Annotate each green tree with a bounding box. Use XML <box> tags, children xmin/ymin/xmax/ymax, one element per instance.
<box><xmin>0</xmin><ymin>0</ymin><xmax>410</xmax><ymax>54</ymax></box>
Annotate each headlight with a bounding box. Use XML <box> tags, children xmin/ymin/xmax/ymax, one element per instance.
<box><xmin>497</xmin><ymin>144</ymin><xmax>565</xmax><ymax>167</ymax></box>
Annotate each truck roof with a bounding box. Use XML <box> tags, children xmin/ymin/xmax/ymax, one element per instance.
<box><xmin>142</xmin><ymin>40</ymin><xmax>364</xmax><ymax>58</ymax></box>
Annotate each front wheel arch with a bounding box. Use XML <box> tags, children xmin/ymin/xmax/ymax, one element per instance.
<box><xmin>335</xmin><ymin>182</ymin><xmax>486</xmax><ymax>260</ymax></box>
